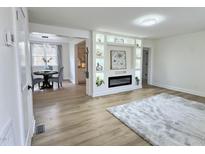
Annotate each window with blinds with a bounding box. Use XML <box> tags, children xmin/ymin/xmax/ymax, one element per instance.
<box><xmin>31</xmin><ymin>43</ymin><xmax>58</xmax><ymax>67</ymax></box>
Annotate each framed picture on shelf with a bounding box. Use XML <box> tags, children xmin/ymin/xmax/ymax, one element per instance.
<box><xmin>110</xmin><ymin>50</ymin><xmax>127</xmax><ymax>70</ymax></box>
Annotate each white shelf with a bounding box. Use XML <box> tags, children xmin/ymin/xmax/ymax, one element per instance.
<box><xmin>93</xmin><ymin>31</ymin><xmax>143</xmax><ymax>96</ymax></box>
<box><xmin>95</xmin><ymin>42</ymin><xmax>105</xmax><ymax>45</ymax></box>
<box><xmin>96</xmin><ymin>56</ymin><xmax>104</xmax><ymax>59</ymax></box>
<box><xmin>107</xmin><ymin>42</ymin><xmax>136</xmax><ymax>47</ymax></box>
<box><xmin>96</xmin><ymin>70</ymin><xmax>105</xmax><ymax>73</ymax></box>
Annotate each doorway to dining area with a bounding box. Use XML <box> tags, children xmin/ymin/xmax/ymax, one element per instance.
<box><xmin>30</xmin><ymin>32</ymin><xmax>88</xmax><ymax>137</ymax></box>
<box><xmin>31</xmin><ymin>43</ymin><xmax>61</xmax><ymax>90</ymax></box>
<box><xmin>30</xmin><ymin>32</ymin><xmax>87</xmax><ymax>92</ymax></box>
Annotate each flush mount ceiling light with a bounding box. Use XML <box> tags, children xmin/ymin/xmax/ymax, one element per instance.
<box><xmin>31</xmin><ymin>32</ymin><xmax>57</xmax><ymax>37</ymax></box>
<box><xmin>134</xmin><ymin>14</ymin><xmax>165</xmax><ymax>27</ymax></box>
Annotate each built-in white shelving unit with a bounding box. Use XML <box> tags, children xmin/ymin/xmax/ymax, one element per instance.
<box><xmin>135</xmin><ymin>39</ymin><xmax>142</xmax><ymax>86</ymax></box>
<box><xmin>92</xmin><ymin>31</ymin><xmax>142</xmax><ymax>97</ymax></box>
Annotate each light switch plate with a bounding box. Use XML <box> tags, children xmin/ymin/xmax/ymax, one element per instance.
<box><xmin>5</xmin><ymin>31</ymin><xmax>14</xmax><ymax>47</ymax></box>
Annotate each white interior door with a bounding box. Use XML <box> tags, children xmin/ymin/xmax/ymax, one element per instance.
<box><xmin>16</xmin><ymin>8</ymin><xmax>34</xmax><ymax>145</ymax></box>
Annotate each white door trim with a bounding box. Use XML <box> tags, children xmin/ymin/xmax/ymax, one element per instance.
<box><xmin>13</xmin><ymin>7</ymin><xmax>35</xmax><ymax>145</ymax></box>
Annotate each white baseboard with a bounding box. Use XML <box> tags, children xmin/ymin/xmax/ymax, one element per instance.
<box><xmin>68</xmin><ymin>78</ymin><xmax>75</xmax><ymax>84</ymax></box>
<box><xmin>32</xmin><ymin>119</ymin><xmax>36</xmax><ymax>136</ymax></box>
<box><xmin>92</xmin><ymin>86</ymin><xmax>142</xmax><ymax>97</ymax></box>
<box><xmin>25</xmin><ymin>118</ymin><xmax>35</xmax><ymax>146</ymax></box>
<box><xmin>0</xmin><ymin>119</ymin><xmax>15</xmax><ymax>145</ymax></box>
<box><xmin>152</xmin><ymin>82</ymin><xmax>205</xmax><ymax>97</ymax></box>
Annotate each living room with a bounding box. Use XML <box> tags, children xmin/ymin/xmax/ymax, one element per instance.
<box><xmin>0</xmin><ymin>2</ymin><xmax>205</xmax><ymax>153</ymax></box>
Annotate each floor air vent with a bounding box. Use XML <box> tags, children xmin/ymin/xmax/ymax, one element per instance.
<box><xmin>35</xmin><ymin>124</ymin><xmax>45</xmax><ymax>135</ymax></box>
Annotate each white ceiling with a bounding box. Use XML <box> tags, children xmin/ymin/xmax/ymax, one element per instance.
<box><xmin>28</xmin><ymin>8</ymin><xmax>205</xmax><ymax>39</ymax></box>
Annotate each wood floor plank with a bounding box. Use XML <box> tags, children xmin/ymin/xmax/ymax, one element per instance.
<box><xmin>32</xmin><ymin>82</ymin><xmax>205</xmax><ymax>146</ymax></box>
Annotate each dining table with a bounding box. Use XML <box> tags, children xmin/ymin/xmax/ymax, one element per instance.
<box><xmin>34</xmin><ymin>70</ymin><xmax>58</xmax><ymax>89</ymax></box>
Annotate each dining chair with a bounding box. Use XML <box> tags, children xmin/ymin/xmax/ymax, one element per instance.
<box><xmin>48</xmin><ymin>65</ymin><xmax>53</xmax><ymax>70</ymax></box>
<box><xmin>31</xmin><ymin>74</ymin><xmax>44</xmax><ymax>91</ymax></box>
<box><xmin>48</xmin><ymin>67</ymin><xmax>64</xmax><ymax>88</ymax></box>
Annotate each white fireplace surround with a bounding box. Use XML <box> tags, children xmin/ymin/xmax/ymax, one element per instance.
<box><xmin>92</xmin><ymin>31</ymin><xmax>142</xmax><ymax>97</ymax></box>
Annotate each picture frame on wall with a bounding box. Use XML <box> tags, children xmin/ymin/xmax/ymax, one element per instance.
<box><xmin>110</xmin><ymin>50</ymin><xmax>127</xmax><ymax>70</ymax></box>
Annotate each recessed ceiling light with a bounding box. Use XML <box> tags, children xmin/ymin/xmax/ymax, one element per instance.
<box><xmin>134</xmin><ymin>14</ymin><xmax>165</xmax><ymax>27</ymax></box>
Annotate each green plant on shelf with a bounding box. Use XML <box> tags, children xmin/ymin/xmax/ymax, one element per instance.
<box><xmin>96</xmin><ymin>76</ymin><xmax>105</xmax><ymax>87</ymax></box>
<box><xmin>135</xmin><ymin>77</ymin><xmax>140</xmax><ymax>85</ymax></box>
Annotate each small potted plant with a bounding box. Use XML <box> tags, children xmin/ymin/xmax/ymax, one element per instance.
<box><xmin>96</xmin><ymin>76</ymin><xmax>105</xmax><ymax>87</ymax></box>
<box><xmin>135</xmin><ymin>77</ymin><xmax>140</xmax><ymax>85</ymax></box>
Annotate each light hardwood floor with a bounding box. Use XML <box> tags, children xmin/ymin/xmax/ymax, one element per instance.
<box><xmin>32</xmin><ymin>82</ymin><xmax>205</xmax><ymax>146</ymax></box>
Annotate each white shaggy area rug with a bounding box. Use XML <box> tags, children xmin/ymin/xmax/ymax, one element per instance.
<box><xmin>107</xmin><ymin>93</ymin><xmax>205</xmax><ymax>146</ymax></box>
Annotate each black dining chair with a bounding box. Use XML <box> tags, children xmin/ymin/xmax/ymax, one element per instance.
<box><xmin>31</xmin><ymin>74</ymin><xmax>44</xmax><ymax>91</ymax></box>
<box><xmin>48</xmin><ymin>67</ymin><xmax>64</xmax><ymax>88</ymax></box>
<box><xmin>48</xmin><ymin>65</ymin><xmax>53</xmax><ymax>70</ymax></box>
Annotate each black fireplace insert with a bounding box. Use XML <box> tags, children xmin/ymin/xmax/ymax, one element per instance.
<box><xmin>108</xmin><ymin>75</ymin><xmax>132</xmax><ymax>88</ymax></box>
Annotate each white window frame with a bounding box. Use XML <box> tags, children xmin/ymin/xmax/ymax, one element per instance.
<box><xmin>31</xmin><ymin>43</ymin><xmax>58</xmax><ymax>67</ymax></box>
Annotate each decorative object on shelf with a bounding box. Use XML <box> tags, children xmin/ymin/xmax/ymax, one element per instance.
<box><xmin>110</xmin><ymin>50</ymin><xmax>126</xmax><ymax>70</ymax></box>
<box><xmin>115</xmin><ymin>38</ymin><xmax>124</xmax><ymax>44</ymax></box>
<box><xmin>96</xmin><ymin>34</ymin><xmax>104</xmax><ymax>43</ymax></box>
<box><xmin>136</xmin><ymin>43</ymin><xmax>141</xmax><ymax>48</ymax></box>
<box><xmin>135</xmin><ymin>76</ymin><xmax>140</xmax><ymax>85</ymax></box>
<box><xmin>96</xmin><ymin>50</ymin><xmax>103</xmax><ymax>57</ymax></box>
<box><xmin>96</xmin><ymin>62</ymin><xmax>103</xmax><ymax>71</ymax></box>
<box><xmin>97</xmin><ymin>38</ymin><xmax>102</xmax><ymax>43</ymax></box>
<box><xmin>125</xmin><ymin>38</ymin><xmax>135</xmax><ymax>45</ymax></box>
<box><xmin>96</xmin><ymin>76</ymin><xmax>105</xmax><ymax>87</ymax></box>
<box><xmin>136</xmin><ymin>39</ymin><xmax>142</xmax><ymax>48</ymax></box>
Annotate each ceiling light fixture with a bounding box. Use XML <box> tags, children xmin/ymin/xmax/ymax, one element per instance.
<box><xmin>31</xmin><ymin>32</ymin><xmax>57</xmax><ymax>37</ymax></box>
<box><xmin>134</xmin><ymin>14</ymin><xmax>165</xmax><ymax>27</ymax></box>
<box><xmin>42</xmin><ymin>36</ymin><xmax>49</xmax><ymax>38</ymax></box>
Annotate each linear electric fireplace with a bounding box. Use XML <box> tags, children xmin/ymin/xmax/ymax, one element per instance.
<box><xmin>108</xmin><ymin>75</ymin><xmax>132</xmax><ymax>88</ymax></box>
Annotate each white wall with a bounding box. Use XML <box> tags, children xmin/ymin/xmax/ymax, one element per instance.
<box><xmin>143</xmin><ymin>39</ymin><xmax>155</xmax><ymax>84</ymax></box>
<box><xmin>0</xmin><ymin>8</ymin><xmax>22</xmax><ymax>145</ymax></box>
<box><xmin>153</xmin><ymin>31</ymin><xmax>205</xmax><ymax>97</ymax></box>
<box><xmin>143</xmin><ymin>39</ymin><xmax>155</xmax><ymax>48</ymax></box>
<box><xmin>68</xmin><ymin>42</ymin><xmax>76</xmax><ymax>83</ymax></box>
<box><xmin>29</xmin><ymin>23</ymin><xmax>92</xmax><ymax>95</ymax></box>
<box><xmin>29</xmin><ymin>23</ymin><xmax>90</xmax><ymax>39</ymax></box>
<box><xmin>62</xmin><ymin>43</ymin><xmax>69</xmax><ymax>80</ymax></box>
